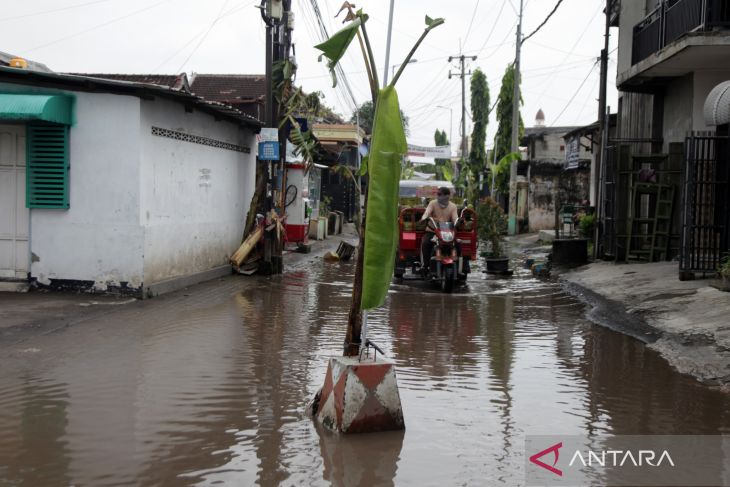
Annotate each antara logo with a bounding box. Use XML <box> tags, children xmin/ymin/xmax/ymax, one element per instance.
<box><xmin>529</xmin><ymin>442</ymin><xmax>563</xmax><ymax>476</ymax></box>
<box><xmin>529</xmin><ymin>441</ymin><xmax>676</xmax><ymax>478</ymax></box>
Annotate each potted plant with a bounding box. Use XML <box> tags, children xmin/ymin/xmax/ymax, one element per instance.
<box><xmin>477</xmin><ymin>197</ymin><xmax>510</xmax><ymax>273</ymax></box>
<box><xmin>718</xmin><ymin>257</ymin><xmax>730</xmax><ymax>291</ymax></box>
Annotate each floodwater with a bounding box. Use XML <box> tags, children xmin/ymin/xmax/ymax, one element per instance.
<box><xmin>1</xmin><ymin>257</ymin><xmax>729</xmax><ymax>486</ymax></box>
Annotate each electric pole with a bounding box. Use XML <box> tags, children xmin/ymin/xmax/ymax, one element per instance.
<box><xmin>449</xmin><ymin>53</ymin><xmax>477</xmax><ymax>181</ymax></box>
<box><xmin>595</xmin><ymin>0</ymin><xmax>613</xmax><ymax>257</ymax></box>
<box><xmin>508</xmin><ymin>0</ymin><xmax>524</xmax><ymax>235</ymax></box>
<box><xmin>259</xmin><ymin>0</ymin><xmax>290</xmax><ymax>275</ymax></box>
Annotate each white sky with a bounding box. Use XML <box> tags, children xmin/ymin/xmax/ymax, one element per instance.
<box><xmin>2</xmin><ymin>0</ymin><xmax>619</xmax><ymax>151</ymax></box>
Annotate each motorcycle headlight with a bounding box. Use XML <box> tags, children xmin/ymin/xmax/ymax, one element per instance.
<box><xmin>441</xmin><ymin>231</ymin><xmax>454</xmax><ymax>242</ymax></box>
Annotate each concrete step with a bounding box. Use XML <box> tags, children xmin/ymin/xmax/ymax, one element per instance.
<box><xmin>0</xmin><ymin>281</ymin><xmax>30</xmax><ymax>293</ymax></box>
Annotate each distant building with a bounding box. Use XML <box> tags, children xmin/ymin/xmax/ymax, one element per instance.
<box><xmin>520</xmin><ymin>116</ymin><xmax>595</xmax><ymax>233</ymax></box>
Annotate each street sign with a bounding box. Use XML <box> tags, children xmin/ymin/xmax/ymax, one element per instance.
<box><xmin>258</xmin><ymin>128</ymin><xmax>280</xmax><ymax>161</ymax></box>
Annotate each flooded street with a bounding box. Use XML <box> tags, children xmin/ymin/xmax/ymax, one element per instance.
<box><xmin>1</xmin><ymin>259</ymin><xmax>729</xmax><ymax>486</ymax></box>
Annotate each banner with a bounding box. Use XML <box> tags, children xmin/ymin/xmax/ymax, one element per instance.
<box><xmin>406</xmin><ymin>144</ymin><xmax>451</xmax><ymax>159</ymax></box>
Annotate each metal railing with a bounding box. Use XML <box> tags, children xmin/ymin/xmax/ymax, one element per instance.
<box><xmin>680</xmin><ymin>132</ymin><xmax>730</xmax><ymax>277</ymax></box>
<box><xmin>632</xmin><ymin>0</ymin><xmax>730</xmax><ymax>65</ymax></box>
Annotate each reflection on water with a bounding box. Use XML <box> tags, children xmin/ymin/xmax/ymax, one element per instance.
<box><xmin>0</xmin><ymin>260</ymin><xmax>729</xmax><ymax>486</ymax></box>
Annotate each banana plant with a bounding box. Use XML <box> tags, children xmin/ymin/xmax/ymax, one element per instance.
<box><xmin>315</xmin><ymin>6</ymin><xmax>444</xmax><ymax>355</ymax></box>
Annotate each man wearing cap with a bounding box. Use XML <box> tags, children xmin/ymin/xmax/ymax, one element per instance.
<box><xmin>420</xmin><ymin>187</ymin><xmax>458</xmax><ymax>266</ymax></box>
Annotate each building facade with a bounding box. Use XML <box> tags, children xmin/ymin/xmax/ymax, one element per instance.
<box><xmin>601</xmin><ymin>0</ymin><xmax>730</xmax><ymax>274</ymax></box>
<box><xmin>0</xmin><ymin>66</ymin><xmax>260</xmax><ymax>296</ymax></box>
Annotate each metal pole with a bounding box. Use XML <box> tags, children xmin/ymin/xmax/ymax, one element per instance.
<box><xmin>382</xmin><ymin>0</ymin><xmax>395</xmax><ymax>87</ymax></box>
<box><xmin>595</xmin><ymin>0</ymin><xmax>612</xmax><ymax>258</ymax></box>
<box><xmin>360</xmin><ymin>310</ymin><xmax>369</xmax><ymax>355</ymax></box>
<box><xmin>449</xmin><ymin>108</ymin><xmax>453</xmax><ymax>155</ymax></box>
<box><xmin>262</xmin><ymin>3</ymin><xmax>275</xmax><ymax>274</ymax></box>
<box><xmin>508</xmin><ymin>0</ymin><xmax>524</xmax><ymax>235</ymax></box>
<box><xmin>461</xmin><ymin>55</ymin><xmax>467</xmax><ymax>174</ymax></box>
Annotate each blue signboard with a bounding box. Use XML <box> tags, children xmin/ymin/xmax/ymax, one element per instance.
<box><xmin>259</xmin><ymin>127</ymin><xmax>280</xmax><ymax>161</ymax></box>
<box><xmin>258</xmin><ymin>141</ymin><xmax>280</xmax><ymax>161</ymax></box>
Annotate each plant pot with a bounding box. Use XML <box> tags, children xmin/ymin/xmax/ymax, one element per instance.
<box><xmin>485</xmin><ymin>257</ymin><xmax>510</xmax><ymax>274</ymax></box>
<box><xmin>720</xmin><ymin>274</ymin><xmax>730</xmax><ymax>292</ymax></box>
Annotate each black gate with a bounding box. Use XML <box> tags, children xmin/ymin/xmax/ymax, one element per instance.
<box><xmin>680</xmin><ymin>132</ymin><xmax>730</xmax><ymax>277</ymax></box>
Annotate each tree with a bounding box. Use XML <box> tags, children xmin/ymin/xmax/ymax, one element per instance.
<box><xmin>494</xmin><ymin>63</ymin><xmax>524</xmax><ymax>193</ymax></box>
<box><xmin>467</xmin><ymin>68</ymin><xmax>489</xmax><ymax>203</ymax></box>
<box><xmin>350</xmin><ymin>101</ymin><xmax>409</xmax><ymax>135</ymax></box>
<box><xmin>433</xmin><ymin>129</ymin><xmax>451</xmax><ymax>181</ymax></box>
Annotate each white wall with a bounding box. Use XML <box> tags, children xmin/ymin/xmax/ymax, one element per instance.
<box><xmin>662</xmin><ymin>74</ymin><xmax>694</xmax><ymax>148</ymax></box>
<box><xmin>617</xmin><ymin>1</ymin><xmax>647</xmax><ymax>81</ymax></box>
<box><xmin>0</xmin><ymin>82</ymin><xmax>146</xmax><ymax>290</ymax></box>
<box><xmin>139</xmin><ymin>97</ymin><xmax>256</xmax><ymax>285</ymax></box>
<box><xmin>693</xmin><ymin>70</ymin><xmax>730</xmax><ymax>132</ymax></box>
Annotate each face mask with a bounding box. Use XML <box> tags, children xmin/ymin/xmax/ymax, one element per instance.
<box><xmin>437</xmin><ymin>195</ymin><xmax>449</xmax><ymax>207</ymax></box>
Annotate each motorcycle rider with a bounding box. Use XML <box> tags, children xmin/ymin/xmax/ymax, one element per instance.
<box><xmin>420</xmin><ymin>187</ymin><xmax>458</xmax><ymax>266</ymax></box>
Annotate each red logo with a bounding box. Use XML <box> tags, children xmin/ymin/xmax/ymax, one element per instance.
<box><xmin>530</xmin><ymin>442</ymin><xmax>563</xmax><ymax>477</ymax></box>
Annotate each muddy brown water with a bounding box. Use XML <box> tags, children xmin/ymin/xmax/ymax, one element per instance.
<box><xmin>1</xmin><ymin>259</ymin><xmax>729</xmax><ymax>486</ymax></box>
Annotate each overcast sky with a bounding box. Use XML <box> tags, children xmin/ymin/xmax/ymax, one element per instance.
<box><xmin>2</xmin><ymin>0</ymin><xmax>619</xmax><ymax>151</ymax></box>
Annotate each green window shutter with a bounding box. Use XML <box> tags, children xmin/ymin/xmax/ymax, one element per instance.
<box><xmin>26</xmin><ymin>123</ymin><xmax>69</xmax><ymax>209</ymax></box>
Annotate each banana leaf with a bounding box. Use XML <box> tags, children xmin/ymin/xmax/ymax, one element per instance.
<box><xmin>314</xmin><ymin>16</ymin><xmax>364</xmax><ymax>88</ymax></box>
<box><xmin>361</xmin><ymin>86</ymin><xmax>407</xmax><ymax>310</ymax></box>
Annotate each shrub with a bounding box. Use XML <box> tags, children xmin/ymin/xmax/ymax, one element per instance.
<box><xmin>720</xmin><ymin>256</ymin><xmax>730</xmax><ymax>278</ymax></box>
<box><xmin>477</xmin><ymin>197</ymin><xmax>507</xmax><ymax>257</ymax></box>
<box><xmin>579</xmin><ymin>214</ymin><xmax>595</xmax><ymax>239</ymax></box>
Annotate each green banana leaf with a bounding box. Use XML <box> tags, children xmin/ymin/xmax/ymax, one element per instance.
<box><xmin>361</xmin><ymin>86</ymin><xmax>407</xmax><ymax>310</ymax></box>
<box><xmin>314</xmin><ymin>16</ymin><xmax>364</xmax><ymax>88</ymax></box>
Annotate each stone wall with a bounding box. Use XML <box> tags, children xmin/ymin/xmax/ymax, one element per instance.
<box><xmin>528</xmin><ymin>160</ymin><xmax>591</xmax><ymax>232</ymax></box>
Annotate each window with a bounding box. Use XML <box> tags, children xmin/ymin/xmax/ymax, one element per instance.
<box><xmin>26</xmin><ymin>123</ymin><xmax>69</xmax><ymax>209</ymax></box>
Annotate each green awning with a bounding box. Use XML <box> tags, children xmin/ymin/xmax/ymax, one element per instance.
<box><xmin>0</xmin><ymin>94</ymin><xmax>73</xmax><ymax>125</ymax></box>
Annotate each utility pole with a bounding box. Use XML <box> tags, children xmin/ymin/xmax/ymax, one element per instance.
<box><xmin>449</xmin><ymin>53</ymin><xmax>477</xmax><ymax>181</ymax></box>
<box><xmin>595</xmin><ymin>0</ymin><xmax>613</xmax><ymax>258</ymax></box>
<box><xmin>508</xmin><ymin>0</ymin><xmax>524</xmax><ymax>235</ymax></box>
<box><xmin>260</xmin><ymin>0</ymin><xmax>287</xmax><ymax>275</ymax></box>
<box><xmin>382</xmin><ymin>0</ymin><xmax>395</xmax><ymax>87</ymax></box>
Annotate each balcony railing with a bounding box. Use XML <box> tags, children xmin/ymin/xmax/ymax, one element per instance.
<box><xmin>632</xmin><ymin>0</ymin><xmax>730</xmax><ymax>65</ymax></box>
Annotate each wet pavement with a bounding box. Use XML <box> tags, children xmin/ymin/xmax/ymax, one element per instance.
<box><xmin>1</xmin><ymin>258</ymin><xmax>729</xmax><ymax>486</ymax></box>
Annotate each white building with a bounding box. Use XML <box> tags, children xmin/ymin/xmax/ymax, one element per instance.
<box><xmin>0</xmin><ymin>66</ymin><xmax>261</xmax><ymax>297</ymax></box>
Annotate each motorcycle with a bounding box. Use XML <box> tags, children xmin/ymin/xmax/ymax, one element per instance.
<box><xmin>422</xmin><ymin>217</ymin><xmax>460</xmax><ymax>292</ymax></box>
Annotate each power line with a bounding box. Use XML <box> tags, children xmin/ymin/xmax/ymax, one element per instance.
<box><xmin>462</xmin><ymin>0</ymin><xmax>481</xmax><ymax>47</ymax></box>
<box><xmin>550</xmin><ymin>61</ymin><xmax>599</xmax><ymax>126</ymax></box>
<box><xmin>474</xmin><ymin>0</ymin><xmax>508</xmax><ymax>57</ymax></box>
<box><xmin>535</xmin><ymin>2</ymin><xmax>603</xmax><ymax>103</ymax></box>
<box><xmin>176</xmin><ymin>0</ymin><xmax>232</xmax><ymax>72</ymax></box>
<box><xmin>522</xmin><ymin>0</ymin><xmax>564</xmax><ymax>44</ymax></box>
<box><xmin>0</xmin><ymin>0</ymin><xmax>118</xmax><ymax>22</ymax></box>
<box><xmin>151</xmin><ymin>2</ymin><xmax>249</xmax><ymax>72</ymax></box>
<box><xmin>26</xmin><ymin>0</ymin><xmax>174</xmax><ymax>53</ymax></box>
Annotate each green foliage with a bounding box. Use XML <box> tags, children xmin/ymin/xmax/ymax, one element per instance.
<box><xmin>477</xmin><ymin>197</ymin><xmax>508</xmax><ymax>257</ymax></box>
<box><xmin>315</xmin><ymin>16</ymin><xmax>366</xmax><ymax>87</ymax></box>
<box><xmin>320</xmin><ymin>195</ymin><xmax>332</xmax><ymax>217</ymax></box>
<box><xmin>401</xmin><ymin>158</ymin><xmax>415</xmax><ymax>180</ymax></box>
<box><xmin>488</xmin><ymin>152</ymin><xmax>521</xmax><ymax>195</ymax></box>
<box><xmin>362</xmin><ymin>86</ymin><xmax>408</xmax><ymax>310</ymax></box>
<box><xmin>719</xmin><ymin>255</ymin><xmax>730</xmax><ymax>277</ymax></box>
<box><xmin>433</xmin><ymin>128</ymin><xmax>452</xmax><ymax>181</ymax></box>
<box><xmin>351</xmin><ymin>101</ymin><xmax>409</xmax><ymax>135</ymax></box>
<box><xmin>494</xmin><ymin>64</ymin><xmax>524</xmax><ymax>163</ymax></box>
<box><xmin>467</xmin><ymin>68</ymin><xmax>489</xmax><ymax>203</ymax></box>
<box><xmin>579</xmin><ymin>214</ymin><xmax>596</xmax><ymax>239</ymax></box>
